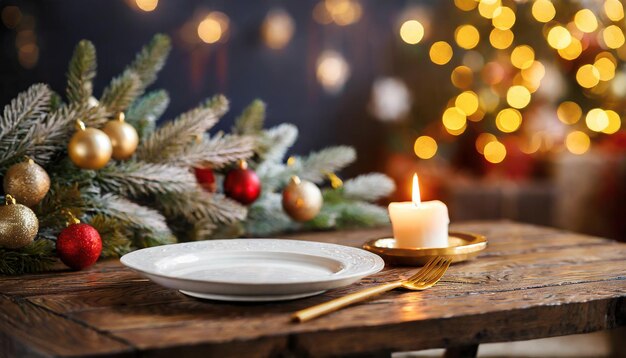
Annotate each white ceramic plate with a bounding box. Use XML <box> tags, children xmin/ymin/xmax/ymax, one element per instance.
<box><xmin>120</xmin><ymin>239</ymin><xmax>385</xmax><ymax>302</ymax></box>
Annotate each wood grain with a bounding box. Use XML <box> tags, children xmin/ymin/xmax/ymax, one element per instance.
<box><xmin>0</xmin><ymin>221</ymin><xmax>624</xmax><ymax>357</ymax></box>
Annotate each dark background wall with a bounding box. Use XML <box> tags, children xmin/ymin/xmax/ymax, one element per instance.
<box><xmin>0</xmin><ymin>0</ymin><xmax>409</xmax><ymax>175</ymax></box>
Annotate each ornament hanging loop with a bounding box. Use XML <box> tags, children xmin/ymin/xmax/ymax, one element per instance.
<box><xmin>75</xmin><ymin>120</ymin><xmax>86</xmax><ymax>131</ymax></box>
<box><xmin>116</xmin><ymin>112</ymin><xmax>125</xmax><ymax>122</ymax></box>
<box><xmin>238</xmin><ymin>159</ymin><xmax>249</xmax><ymax>170</ymax></box>
<box><xmin>5</xmin><ymin>194</ymin><xmax>17</xmax><ymax>205</ymax></box>
<box><xmin>290</xmin><ymin>175</ymin><xmax>301</xmax><ymax>185</ymax></box>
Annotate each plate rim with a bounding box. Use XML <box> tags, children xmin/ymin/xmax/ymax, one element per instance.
<box><xmin>120</xmin><ymin>238</ymin><xmax>385</xmax><ymax>287</ymax></box>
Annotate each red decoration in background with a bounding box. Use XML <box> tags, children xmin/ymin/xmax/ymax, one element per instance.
<box><xmin>56</xmin><ymin>223</ymin><xmax>102</xmax><ymax>270</ymax></box>
<box><xmin>224</xmin><ymin>160</ymin><xmax>261</xmax><ymax>205</ymax></box>
<box><xmin>194</xmin><ymin>167</ymin><xmax>217</xmax><ymax>192</ymax></box>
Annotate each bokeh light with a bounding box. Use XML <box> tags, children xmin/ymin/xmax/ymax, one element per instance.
<box><xmin>532</xmin><ymin>0</ymin><xmax>556</xmax><ymax>23</ymax></box>
<box><xmin>585</xmin><ymin>108</ymin><xmax>609</xmax><ymax>132</ymax></box>
<box><xmin>489</xmin><ymin>28</ymin><xmax>514</xmax><ymax>49</ymax></box>
<box><xmin>430</xmin><ymin>41</ymin><xmax>453</xmax><ymax>65</ymax></box>
<box><xmin>414</xmin><ymin>136</ymin><xmax>438</xmax><ymax>159</ymax></box>
<box><xmin>455</xmin><ymin>24</ymin><xmax>480</xmax><ymax>50</ymax></box>
<box><xmin>602</xmin><ymin>110</ymin><xmax>622</xmax><ymax>134</ymax></box>
<box><xmin>400</xmin><ymin>20</ymin><xmax>425</xmax><ymax>44</ymax></box>
<box><xmin>442</xmin><ymin>107</ymin><xmax>467</xmax><ymax>131</ymax></box>
<box><xmin>455</xmin><ymin>0</ymin><xmax>477</xmax><ymax>11</ymax></box>
<box><xmin>604</xmin><ymin>0</ymin><xmax>625</xmax><ymax>21</ymax></box>
<box><xmin>198</xmin><ymin>12</ymin><xmax>230</xmax><ymax>44</ymax></box>
<box><xmin>602</xmin><ymin>25</ymin><xmax>625</xmax><ymax>49</ymax></box>
<box><xmin>510</xmin><ymin>45</ymin><xmax>535</xmax><ymax>69</ymax></box>
<box><xmin>1</xmin><ymin>6</ymin><xmax>22</xmax><ymax>28</ymax></box>
<box><xmin>557</xmin><ymin>101</ymin><xmax>582</xmax><ymax>124</ymax></box>
<box><xmin>506</xmin><ymin>85</ymin><xmax>531</xmax><ymax>109</ymax></box>
<box><xmin>316</xmin><ymin>50</ymin><xmax>351</xmax><ymax>93</ymax></box>
<box><xmin>455</xmin><ymin>91</ymin><xmax>479</xmax><ymax>115</ymax></box>
<box><xmin>135</xmin><ymin>0</ymin><xmax>158</xmax><ymax>12</ymax></box>
<box><xmin>451</xmin><ymin>66</ymin><xmax>473</xmax><ymax>89</ymax></box>
<box><xmin>565</xmin><ymin>131</ymin><xmax>591</xmax><ymax>155</ymax></box>
<box><xmin>484</xmin><ymin>140</ymin><xmax>507</xmax><ymax>163</ymax></box>
<box><xmin>492</xmin><ymin>7</ymin><xmax>515</xmax><ymax>30</ymax></box>
<box><xmin>496</xmin><ymin>108</ymin><xmax>522</xmax><ymax>133</ymax></box>
<box><xmin>574</xmin><ymin>9</ymin><xmax>597</xmax><ymax>33</ymax></box>
<box><xmin>576</xmin><ymin>64</ymin><xmax>600</xmax><ymax>88</ymax></box>
<box><xmin>558</xmin><ymin>38</ymin><xmax>582</xmax><ymax>60</ymax></box>
<box><xmin>475</xmin><ymin>132</ymin><xmax>497</xmax><ymax>154</ymax></box>
<box><xmin>478</xmin><ymin>0</ymin><xmax>502</xmax><ymax>19</ymax></box>
<box><xmin>261</xmin><ymin>9</ymin><xmax>295</xmax><ymax>49</ymax></box>
<box><xmin>594</xmin><ymin>57</ymin><xmax>616</xmax><ymax>81</ymax></box>
<box><xmin>547</xmin><ymin>26</ymin><xmax>572</xmax><ymax>50</ymax></box>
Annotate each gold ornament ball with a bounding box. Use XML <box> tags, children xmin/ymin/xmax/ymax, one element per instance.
<box><xmin>103</xmin><ymin>113</ymin><xmax>139</xmax><ymax>160</ymax></box>
<box><xmin>0</xmin><ymin>196</ymin><xmax>39</xmax><ymax>249</ymax></box>
<box><xmin>282</xmin><ymin>176</ymin><xmax>323</xmax><ymax>222</ymax></box>
<box><xmin>68</xmin><ymin>126</ymin><xmax>113</xmax><ymax>170</ymax></box>
<box><xmin>3</xmin><ymin>159</ymin><xmax>51</xmax><ymax>207</ymax></box>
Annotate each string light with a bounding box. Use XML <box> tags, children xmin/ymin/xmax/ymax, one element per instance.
<box><xmin>197</xmin><ymin>12</ymin><xmax>230</xmax><ymax>44</ymax></box>
<box><xmin>442</xmin><ymin>107</ymin><xmax>467</xmax><ymax>131</ymax></box>
<box><xmin>484</xmin><ymin>140</ymin><xmax>507</xmax><ymax>163</ymax></box>
<box><xmin>604</xmin><ymin>0</ymin><xmax>625</xmax><ymax>21</ymax></box>
<box><xmin>594</xmin><ymin>57</ymin><xmax>616</xmax><ymax>81</ymax></box>
<box><xmin>478</xmin><ymin>0</ymin><xmax>501</xmax><ymax>19</ymax></box>
<box><xmin>557</xmin><ymin>101</ymin><xmax>582</xmax><ymax>124</ymax></box>
<box><xmin>429</xmin><ymin>41</ymin><xmax>453</xmax><ymax>65</ymax></box>
<box><xmin>585</xmin><ymin>108</ymin><xmax>609</xmax><ymax>132</ymax></box>
<box><xmin>400</xmin><ymin>20</ymin><xmax>425</xmax><ymax>44</ymax></box>
<box><xmin>565</xmin><ymin>131</ymin><xmax>591</xmax><ymax>155</ymax></box>
<box><xmin>506</xmin><ymin>85</ymin><xmax>531</xmax><ymax>109</ymax></box>
<box><xmin>574</xmin><ymin>9</ymin><xmax>597</xmax><ymax>33</ymax></box>
<box><xmin>558</xmin><ymin>37</ymin><xmax>582</xmax><ymax>60</ymax></box>
<box><xmin>455</xmin><ymin>24</ymin><xmax>480</xmax><ymax>49</ymax></box>
<box><xmin>576</xmin><ymin>64</ymin><xmax>600</xmax><ymax>88</ymax></box>
<box><xmin>603</xmin><ymin>110</ymin><xmax>622</xmax><ymax>134</ymax></box>
<box><xmin>496</xmin><ymin>108</ymin><xmax>522</xmax><ymax>133</ymax></box>
<box><xmin>546</xmin><ymin>26</ymin><xmax>572</xmax><ymax>50</ymax></box>
<box><xmin>532</xmin><ymin>0</ymin><xmax>556</xmax><ymax>23</ymax></box>
<box><xmin>602</xmin><ymin>25</ymin><xmax>625</xmax><ymax>49</ymax></box>
<box><xmin>414</xmin><ymin>136</ymin><xmax>438</xmax><ymax>159</ymax></box>
<box><xmin>510</xmin><ymin>45</ymin><xmax>535</xmax><ymax>69</ymax></box>
<box><xmin>455</xmin><ymin>91</ymin><xmax>479</xmax><ymax>115</ymax></box>
<box><xmin>490</xmin><ymin>28</ymin><xmax>514</xmax><ymax>49</ymax></box>
<box><xmin>492</xmin><ymin>7</ymin><xmax>515</xmax><ymax>30</ymax></box>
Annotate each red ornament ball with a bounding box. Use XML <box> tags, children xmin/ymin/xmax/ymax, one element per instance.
<box><xmin>194</xmin><ymin>167</ymin><xmax>217</xmax><ymax>192</ymax></box>
<box><xmin>56</xmin><ymin>223</ymin><xmax>102</xmax><ymax>270</ymax></box>
<box><xmin>223</xmin><ymin>161</ymin><xmax>261</xmax><ymax>205</ymax></box>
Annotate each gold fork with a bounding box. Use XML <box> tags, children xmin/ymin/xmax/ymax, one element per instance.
<box><xmin>292</xmin><ymin>256</ymin><xmax>452</xmax><ymax>322</ymax></box>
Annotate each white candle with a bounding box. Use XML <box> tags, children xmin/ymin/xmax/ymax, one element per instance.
<box><xmin>388</xmin><ymin>174</ymin><xmax>449</xmax><ymax>248</ymax></box>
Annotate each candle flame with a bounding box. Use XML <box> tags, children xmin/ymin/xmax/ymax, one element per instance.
<box><xmin>412</xmin><ymin>173</ymin><xmax>421</xmax><ymax>205</ymax></box>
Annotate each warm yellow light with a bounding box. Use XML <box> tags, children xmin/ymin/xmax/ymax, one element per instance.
<box><xmin>430</xmin><ymin>41</ymin><xmax>453</xmax><ymax>65</ymax></box>
<box><xmin>558</xmin><ymin>37</ymin><xmax>582</xmax><ymax>60</ymax></box>
<box><xmin>468</xmin><ymin>109</ymin><xmax>485</xmax><ymax>122</ymax></box>
<box><xmin>412</xmin><ymin>174</ymin><xmax>421</xmax><ymax>204</ymax></box>
<box><xmin>479</xmin><ymin>87</ymin><xmax>500</xmax><ymax>112</ymax></box>
<box><xmin>414</xmin><ymin>136</ymin><xmax>438</xmax><ymax>159</ymax></box>
<box><xmin>603</xmin><ymin>110</ymin><xmax>622</xmax><ymax>134</ymax></box>
<box><xmin>455</xmin><ymin>91</ymin><xmax>479</xmax><ymax>115</ymax></box>
<box><xmin>547</xmin><ymin>26</ymin><xmax>572</xmax><ymax>50</ymax></box>
<box><xmin>496</xmin><ymin>108</ymin><xmax>522</xmax><ymax>133</ymax></box>
<box><xmin>586</xmin><ymin>108</ymin><xmax>609</xmax><ymax>132</ymax></box>
<box><xmin>316</xmin><ymin>50</ymin><xmax>350</xmax><ymax>93</ymax></box>
<box><xmin>445</xmin><ymin>123</ymin><xmax>467</xmax><ymax>136</ymax></box>
<box><xmin>489</xmin><ymin>28</ymin><xmax>514</xmax><ymax>49</ymax></box>
<box><xmin>532</xmin><ymin>0</ymin><xmax>556</xmax><ymax>23</ymax></box>
<box><xmin>262</xmin><ymin>9</ymin><xmax>295</xmax><ymax>49</ymax></box>
<box><xmin>475</xmin><ymin>133</ymin><xmax>497</xmax><ymax>154</ymax></box>
<box><xmin>510</xmin><ymin>45</ymin><xmax>535</xmax><ymax>69</ymax></box>
<box><xmin>451</xmin><ymin>66</ymin><xmax>474</xmax><ymax>89</ymax></box>
<box><xmin>400</xmin><ymin>20</ymin><xmax>425</xmax><ymax>44</ymax></box>
<box><xmin>521</xmin><ymin>61</ymin><xmax>546</xmax><ymax>83</ymax></box>
<box><xmin>455</xmin><ymin>24</ymin><xmax>480</xmax><ymax>50</ymax></box>
<box><xmin>135</xmin><ymin>0</ymin><xmax>158</xmax><ymax>12</ymax></box>
<box><xmin>484</xmin><ymin>140</ymin><xmax>507</xmax><ymax>163</ymax></box>
<box><xmin>574</xmin><ymin>9</ymin><xmax>598</xmax><ymax>33</ymax></box>
<box><xmin>506</xmin><ymin>86</ymin><xmax>531</xmax><ymax>109</ymax></box>
<box><xmin>478</xmin><ymin>0</ymin><xmax>502</xmax><ymax>19</ymax></box>
<box><xmin>198</xmin><ymin>12</ymin><xmax>229</xmax><ymax>44</ymax></box>
<box><xmin>442</xmin><ymin>107</ymin><xmax>467</xmax><ymax>131</ymax></box>
<box><xmin>455</xmin><ymin>0</ymin><xmax>478</xmax><ymax>11</ymax></box>
<box><xmin>492</xmin><ymin>7</ymin><xmax>516</xmax><ymax>30</ymax></box>
<box><xmin>557</xmin><ymin>101</ymin><xmax>582</xmax><ymax>124</ymax></box>
<box><xmin>565</xmin><ymin>131</ymin><xmax>591</xmax><ymax>155</ymax></box>
<box><xmin>594</xmin><ymin>57</ymin><xmax>616</xmax><ymax>81</ymax></box>
<box><xmin>576</xmin><ymin>65</ymin><xmax>600</xmax><ymax>88</ymax></box>
<box><xmin>604</xmin><ymin>0</ymin><xmax>625</xmax><ymax>21</ymax></box>
<box><xmin>322</xmin><ymin>0</ymin><xmax>362</xmax><ymax>26</ymax></box>
<box><xmin>603</xmin><ymin>25</ymin><xmax>625</xmax><ymax>49</ymax></box>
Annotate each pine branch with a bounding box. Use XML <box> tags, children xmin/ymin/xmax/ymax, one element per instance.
<box><xmin>257</xmin><ymin>124</ymin><xmax>298</xmax><ymax>162</ymax></box>
<box><xmin>126</xmin><ymin>34</ymin><xmax>171</xmax><ymax>93</ymax></box>
<box><xmin>341</xmin><ymin>173</ymin><xmax>396</xmax><ymax>202</ymax></box>
<box><xmin>176</xmin><ymin>133</ymin><xmax>255</xmax><ymax>169</ymax></box>
<box><xmin>233</xmin><ymin>99</ymin><xmax>266</xmax><ymax>135</ymax></box>
<box><xmin>96</xmin><ymin>162</ymin><xmax>196</xmax><ymax>197</ymax></box>
<box><xmin>66</xmin><ymin>40</ymin><xmax>96</xmax><ymax>105</ymax></box>
<box><xmin>89</xmin><ymin>214</ymin><xmax>133</xmax><ymax>257</ymax></box>
<box><xmin>298</xmin><ymin>146</ymin><xmax>356</xmax><ymax>183</ymax></box>
<box><xmin>159</xmin><ymin>190</ymin><xmax>247</xmax><ymax>225</ymax></box>
<box><xmin>255</xmin><ymin>161</ymin><xmax>295</xmax><ymax>193</ymax></box>
<box><xmin>100</xmin><ymin>71</ymin><xmax>142</xmax><ymax>115</ymax></box>
<box><xmin>203</xmin><ymin>94</ymin><xmax>230</xmax><ymax>118</ymax></box>
<box><xmin>126</xmin><ymin>90</ymin><xmax>170</xmax><ymax>138</ymax></box>
<box><xmin>305</xmin><ymin>202</ymin><xmax>389</xmax><ymax>230</ymax></box>
<box><xmin>137</xmin><ymin>95</ymin><xmax>228</xmax><ymax>163</ymax></box>
<box><xmin>0</xmin><ymin>240</ymin><xmax>56</xmax><ymax>275</ymax></box>
<box><xmin>245</xmin><ymin>192</ymin><xmax>296</xmax><ymax>236</ymax></box>
<box><xmin>35</xmin><ymin>184</ymin><xmax>86</xmax><ymax>238</ymax></box>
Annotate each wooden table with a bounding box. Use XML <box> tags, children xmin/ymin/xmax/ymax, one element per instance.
<box><xmin>1</xmin><ymin>221</ymin><xmax>625</xmax><ymax>357</ymax></box>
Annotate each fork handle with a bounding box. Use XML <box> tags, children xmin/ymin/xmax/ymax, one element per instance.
<box><xmin>292</xmin><ymin>281</ymin><xmax>403</xmax><ymax>322</ymax></box>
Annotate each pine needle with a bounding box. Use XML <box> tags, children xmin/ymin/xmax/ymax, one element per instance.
<box><xmin>298</xmin><ymin>146</ymin><xmax>356</xmax><ymax>183</ymax></box>
<box><xmin>126</xmin><ymin>34</ymin><xmax>171</xmax><ymax>93</ymax></box>
<box><xmin>96</xmin><ymin>162</ymin><xmax>197</xmax><ymax>197</ymax></box>
<box><xmin>126</xmin><ymin>90</ymin><xmax>170</xmax><ymax>138</ymax></box>
<box><xmin>100</xmin><ymin>71</ymin><xmax>142</xmax><ymax>115</ymax></box>
<box><xmin>177</xmin><ymin>133</ymin><xmax>255</xmax><ymax>169</ymax></box>
<box><xmin>233</xmin><ymin>99</ymin><xmax>266</xmax><ymax>135</ymax></box>
<box><xmin>159</xmin><ymin>190</ymin><xmax>247</xmax><ymax>225</ymax></box>
<box><xmin>137</xmin><ymin>97</ymin><xmax>226</xmax><ymax>163</ymax></box>
<box><xmin>342</xmin><ymin>173</ymin><xmax>396</xmax><ymax>202</ymax></box>
<box><xmin>66</xmin><ymin>40</ymin><xmax>96</xmax><ymax>105</ymax></box>
<box><xmin>257</xmin><ymin>124</ymin><xmax>298</xmax><ymax>162</ymax></box>
<box><xmin>89</xmin><ymin>214</ymin><xmax>133</xmax><ymax>257</ymax></box>
<box><xmin>0</xmin><ymin>240</ymin><xmax>56</xmax><ymax>275</ymax></box>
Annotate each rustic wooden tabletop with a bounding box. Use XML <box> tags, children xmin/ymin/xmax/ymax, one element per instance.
<box><xmin>0</xmin><ymin>221</ymin><xmax>624</xmax><ymax>357</ymax></box>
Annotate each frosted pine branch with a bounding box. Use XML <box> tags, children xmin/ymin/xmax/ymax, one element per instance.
<box><xmin>298</xmin><ymin>146</ymin><xmax>356</xmax><ymax>183</ymax></box>
<box><xmin>159</xmin><ymin>190</ymin><xmax>247</xmax><ymax>225</ymax></box>
<box><xmin>342</xmin><ymin>173</ymin><xmax>395</xmax><ymax>202</ymax></box>
<box><xmin>66</xmin><ymin>40</ymin><xmax>96</xmax><ymax>105</ymax></box>
<box><xmin>126</xmin><ymin>34</ymin><xmax>171</xmax><ymax>93</ymax></box>
<box><xmin>97</xmin><ymin>194</ymin><xmax>172</xmax><ymax>234</ymax></box>
<box><xmin>126</xmin><ymin>90</ymin><xmax>169</xmax><ymax>138</ymax></box>
<box><xmin>96</xmin><ymin>162</ymin><xmax>196</xmax><ymax>197</ymax></box>
<box><xmin>257</xmin><ymin>124</ymin><xmax>298</xmax><ymax>162</ymax></box>
<box><xmin>137</xmin><ymin>99</ymin><xmax>225</xmax><ymax>163</ymax></box>
<box><xmin>203</xmin><ymin>94</ymin><xmax>230</xmax><ymax>118</ymax></box>
<box><xmin>176</xmin><ymin>133</ymin><xmax>255</xmax><ymax>169</ymax></box>
<box><xmin>245</xmin><ymin>192</ymin><xmax>296</xmax><ymax>236</ymax></box>
<box><xmin>100</xmin><ymin>71</ymin><xmax>142</xmax><ymax>115</ymax></box>
<box><xmin>233</xmin><ymin>99</ymin><xmax>265</xmax><ymax>135</ymax></box>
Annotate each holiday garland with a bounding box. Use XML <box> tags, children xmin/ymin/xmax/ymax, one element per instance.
<box><xmin>0</xmin><ymin>34</ymin><xmax>395</xmax><ymax>274</ymax></box>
